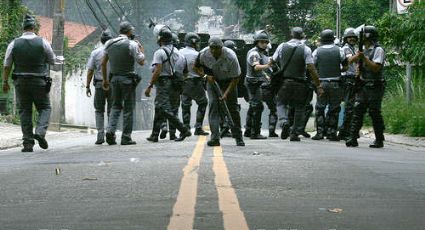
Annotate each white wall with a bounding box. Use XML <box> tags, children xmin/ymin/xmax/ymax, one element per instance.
<box><xmin>65</xmin><ymin>68</ymin><xmax>97</xmax><ymax>128</ymax></box>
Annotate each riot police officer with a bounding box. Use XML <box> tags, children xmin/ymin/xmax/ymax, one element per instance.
<box><xmin>2</xmin><ymin>14</ymin><xmax>56</xmax><ymax>152</ymax></box>
<box><xmin>311</xmin><ymin>29</ymin><xmax>348</xmax><ymax>141</ymax></box>
<box><xmin>180</xmin><ymin>32</ymin><xmax>209</xmax><ymax>136</ymax></box>
<box><xmin>346</xmin><ymin>26</ymin><xmax>386</xmax><ymax>148</ymax></box>
<box><xmin>244</xmin><ymin>31</ymin><xmax>271</xmax><ymax>139</ymax></box>
<box><xmin>222</xmin><ymin>40</ymin><xmax>238</xmax><ymax>138</ymax></box>
<box><xmin>338</xmin><ymin>28</ymin><xmax>358</xmax><ymax>140</ymax></box>
<box><xmin>102</xmin><ymin>21</ymin><xmax>145</xmax><ymax>145</ymax></box>
<box><xmin>271</xmin><ymin>27</ymin><xmax>323</xmax><ymax>141</ymax></box>
<box><xmin>86</xmin><ymin>30</ymin><xmax>113</xmax><ymax>145</ymax></box>
<box><xmin>145</xmin><ymin>28</ymin><xmax>192</xmax><ymax>142</ymax></box>
<box><xmin>194</xmin><ymin>37</ymin><xmax>245</xmax><ymax>147</ymax></box>
<box><xmin>159</xmin><ymin>33</ymin><xmax>186</xmax><ymax>140</ymax></box>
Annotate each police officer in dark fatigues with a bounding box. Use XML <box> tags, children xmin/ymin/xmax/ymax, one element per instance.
<box><xmin>242</xmin><ymin>33</ymin><xmax>279</xmax><ymax>138</ymax></box>
<box><xmin>271</xmin><ymin>27</ymin><xmax>323</xmax><ymax>141</ymax></box>
<box><xmin>194</xmin><ymin>37</ymin><xmax>245</xmax><ymax>147</ymax></box>
<box><xmin>287</xmin><ymin>38</ymin><xmax>315</xmax><ymax>139</ymax></box>
<box><xmin>159</xmin><ymin>33</ymin><xmax>187</xmax><ymax>140</ymax></box>
<box><xmin>86</xmin><ymin>30</ymin><xmax>113</xmax><ymax>144</ymax></box>
<box><xmin>102</xmin><ymin>22</ymin><xmax>145</xmax><ymax>145</ymax></box>
<box><xmin>346</xmin><ymin>26</ymin><xmax>386</xmax><ymax>148</ymax></box>
<box><xmin>311</xmin><ymin>29</ymin><xmax>348</xmax><ymax>141</ymax></box>
<box><xmin>338</xmin><ymin>28</ymin><xmax>358</xmax><ymax>140</ymax></box>
<box><xmin>244</xmin><ymin>31</ymin><xmax>272</xmax><ymax>139</ymax></box>
<box><xmin>180</xmin><ymin>32</ymin><xmax>209</xmax><ymax>136</ymax></box>
<box><xmin>222</xmin><ymin>40</ymin><xmax>238</xmax><ymax>138</ymax></box>
<box><xmin>2</xmin><ymin>15</ymin><xmax>55</xmax><ymax>152</ymax></box>
<box><xmin>145</xmin><ymin>28</ymin><xmax>192</xmax><ymax>142</ymax></box>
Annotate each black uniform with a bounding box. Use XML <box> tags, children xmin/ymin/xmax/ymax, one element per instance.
<box><xmin>347</xmin><ymin>43</ymin><xmax>386</xmax><ymax>147</ymax></box>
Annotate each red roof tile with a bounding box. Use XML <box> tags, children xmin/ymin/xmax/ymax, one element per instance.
<box><xmin>37</xmin><ymin>16</ymin><xmax>97</xmax><ymax>48</ymax></box>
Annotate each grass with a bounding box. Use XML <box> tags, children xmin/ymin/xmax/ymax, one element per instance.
<box><xmin>382</xmin><ymin>68</ymin><xmax>425</xmax><ymax>137</ymax></box>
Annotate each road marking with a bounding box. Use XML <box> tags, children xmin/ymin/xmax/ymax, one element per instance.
<box><xmin>213</xmin><ymin>146</ymin><xmax>249</xmax><ymax>230</ymax></box>
<box><xmin>167</xmin><ymin>136</ymin><xmax>207</xmax><ymax>230</ymax></box>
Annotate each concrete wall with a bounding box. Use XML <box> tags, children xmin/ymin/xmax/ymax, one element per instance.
<box><xmin>65</xmin><ymin>68</ymin><xmax>96</xmax><ymax>128</ymax></box>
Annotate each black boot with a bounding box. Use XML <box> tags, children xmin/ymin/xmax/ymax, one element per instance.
<box><xmin>34</xmin><ymin>134</ymin><xmax>48</xmax><ymax>149</ymax></box>
<box><xmin>235</xmin><ymin>137</ymin><xmax>245</xmax><ymax>146</ymax></box>
<box><xmin>326</xmin><ymin>133</ymin><xmax>339</xmax><ymax>141</ymax></box>
<box><xmin>251</xmin><ymin>120</ymin><xmax>267</xmax><ymax>140</ymax></box>
<box><xmin>146</xmin><ymin>135</ymin><xmax>158</xmax><ymax>142</ymax></box>
<box><xmin>175</xmin><ymin>130</ymin><xmax>192</xmax><ymax>142</ymax></box>
<box><xmin>345</xmin><ymin>138</ymin><xmax>359</xmax><ymax>147</ymax></box>
<box><xmin>289</xmin><ymin>134</ymin><xmax>301</xmax><ymax>142</ymax></box>
<box><xmin>243</xmin><ymin>128</ymin><xmax>251</xmax><ymax>138</ymax></box>
<box><xmin>269</xmin><ymin>130</ymin><xmax>279</xmax><ymax>137</ymax></box>
<box><xmin>121</xmin><ymin>137</ymin><xmax>136</xmax><ymax>145</ymax></box>
<box><xmin>311</xmin><ymin>132</ymin><xmax>324</xmax><ymax>140</ymax></box>
<box><xmin>301</xmin><ymin>131</ymin><xmax>311</xmax><ymax>138</ymax></box>
<box><xmin>280</xmin><ymin>124</ymin><xmax>290</xmax><ymax>140</ymax></box>
<box><xmin>169</xmin><ymin>132</ymin><xmax>177</xmax><ymax>140</ymax></box>
<box><xmin>21</xmin><ymin>142</ymin><xmax>34</xmax><ymax>152</ymax></box>
<box><xmin>369</xmin><ymin>140</ymin><xmax>384</xmax><ymax>148</ymax></box>
<box><xmin>160</xmin><ymin>128</ymin><xmax>168</xmax><ymax>139</ymax></box>
<box><xmin>194</xmin><ymin>128</ymin><xmax>208</xmax><ymax>136</ymax></box>
<box><xmin>105</xmin><ymin>132</ymin><xmax>117</xmax><ymax>145</ymax></box>
<box><xmin>251</xmin><ymin>133</ymin><xmax>267</xmax><ymax>139</ymax></box>
<box><xmin>207</xmin><ymin>139</ymin><xmax>220</xmax><ymax>146</ymax></box>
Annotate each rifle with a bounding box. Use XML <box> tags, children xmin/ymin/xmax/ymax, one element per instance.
<box><xmin>203</xmin><ymin>67</ymin><xmax>235</xmax><ymax>138</ymax></box>
<box><xmin>355</xmin><ymin>27</ymin><xmax>365</xmax><ymax>90</ymax></box>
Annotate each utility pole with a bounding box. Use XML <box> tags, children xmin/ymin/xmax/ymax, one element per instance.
<box><xmin>50</xmin><ymin>0</ymin><xmax>65</xmax><ymax>131</ymax></box>
<box><xmin>336</xmin><ymin>0</ymin><xmax>341</xmax><ymax>40</ymax></box>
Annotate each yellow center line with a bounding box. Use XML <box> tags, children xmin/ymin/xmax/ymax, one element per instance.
<box><xmin>167</xmin><ymin>135</ymin><xmax>207</xmax><ymax>230</ymax></box>
<box><xmin>213</xmin><ymin>146</ymin><xmax>249</xmax><ymax>230</ymax></box>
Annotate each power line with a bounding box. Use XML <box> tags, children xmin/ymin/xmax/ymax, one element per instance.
<box><xmin>106</xmin><ymin>0</ymin><xmax>123</xmax><ymax>21</ymax></box>
<box><xmin>85</xmin><ymin>0</ymin><xmax>107</xmax><ymax>30</ymax></box>
<box><xmin>92</xmin><ymin>0</ymin><xmax>118</xmax><ymax>34</ymax></box>
<box><xmin>75</xmin><ymin>0</ymin><xmax>89</xmax><ymax>34</ymax></box>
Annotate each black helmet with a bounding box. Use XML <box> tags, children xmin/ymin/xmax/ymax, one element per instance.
<box><xmin>172</xmin><ymin>33</ymin><xmax>179</xmax><ymax>45</ymax></box>
<box><xmin>224</xmin><ymin>40</ymin><xmax>237</xmax><ymax>50</ymax></box>
<box><xmin>101</xmin><ymin>30</ymin><xmax>113</xmax><ymax>44</ymax></box>
<box><xmin>254</xmin><ymin>31</ymin><xmax>269</xmax><ymax>43</ymax></box>
<box><xmin>184</xmin><ymin>32</ymin><xmax>200</xmax><ymax>46</ymax></box>
<box><xmin>320</xmin><ymin>29</ymin><xmax>335</xmax><ymax>44</ymax></box>
<box><xmin>291</xmin><ymin>27</ymin><xmax>305</xmax><ymax>39</ymax></box>
<box><xmin>22</xmin><ymin>14</ymin><xmax>36</xmax><ymax>30</ymax></box>
<box><xmin>343</xmin><ymin>27</ymin><xmax>357</xmax><ymax>41</ymax></box>
<box><xmin>364</xmin><ymin>25</ymin><xmax>378</xmax><ymax>41</ymax></box>
<box><xmin>119</xmin><ymin>21</ymin><xmax>134</xmax><ymax>34</ymax></box>
<box><xmin>158</xmin><ymin>28</ymin><xmax>173</xmax><ymax>43</ymax></box>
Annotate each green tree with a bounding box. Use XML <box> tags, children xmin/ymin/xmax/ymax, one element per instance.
<box><xmin>378</xmin><ymin>2</ymin><xmax>425</xmax><ymax>65</ymax></box>
<box><xmin>0</xmin><ymin>0</ymin><xmax>30</xmax><ymax>114</ymax></box>
<box><xmin>310</xmin><ymin>0</ymin><xmax>388</xmax><ymax>38</ymax></box>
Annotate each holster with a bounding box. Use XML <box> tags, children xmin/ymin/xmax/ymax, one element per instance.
<box><xmin>45</xmin><ymin>76</ymin><xmax>52</xmax><ymax>93</ymax></box>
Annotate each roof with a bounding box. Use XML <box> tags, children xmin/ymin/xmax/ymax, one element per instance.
<box><xmin>36</xmin><ymin>16</ymin><xmax>97</xmax><ymax>48</ymax></box>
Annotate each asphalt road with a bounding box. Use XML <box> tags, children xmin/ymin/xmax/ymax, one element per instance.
<box><xmin>0</xmin><ymin>130</ymin><xmax>424</xmax><ymax>230</ymax></box>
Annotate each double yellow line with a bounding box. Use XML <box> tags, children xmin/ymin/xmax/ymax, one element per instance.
<box><xmin>167</xmin><ymin>136</ymin><xmax>249</xmax><ymax>230</ymax></box>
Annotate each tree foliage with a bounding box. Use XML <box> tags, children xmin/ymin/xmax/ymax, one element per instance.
<box><xmin>0</xmin><ymin>0</ymin><xmax>30</xmax><ymax>70</ymax></box>
<box><xmin>228</xmin><ymin>0</ymin><xmax>390</xmax><ymax>40</ymax></box>
<box><xmin>377</xmin><ymin>2</ymin><xmax>425</xmax><ymax>65</ymax></box>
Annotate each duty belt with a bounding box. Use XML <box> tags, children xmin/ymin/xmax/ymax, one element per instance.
<box><xmin>283</xmin><ymin>77</ymin><xmax>307</xmax><ymax>83</ymax></box>
<box><xmin>320</xmin><ymin>77</ymin><xmax>340</xmax><ymax>82</ymax></box>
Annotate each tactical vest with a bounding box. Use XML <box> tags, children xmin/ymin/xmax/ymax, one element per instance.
<box><xmin>316</xmin><ymin>45</ymin><xmax>341</xmax><ymax>79</ymax></box>
<box><xmin>12</xmin><ymin>37</ymin><xmax>48</xmax><ymax>76</ymax></box>
<box><xmin>246</xmin><ymin>47</ymin><xmax>268</xmax><ymax>79</ymax></box>
<box><xmin>107</xmin><ymin>38</ymin><xmax>135</xmax><ymax>75</ymax></box>
<box><xmin>342</xmin><ymin>44</ymin><xmax>356</xmax><ymax>77</ymax></box>
<box><xmin>362</xmin><ymin>46</ymin><xmax>384</xmax><ymax>81</ymax></box>
<box><xmin>280</xmin><ymin>43</ymin><xmax>306</xmax><ymax>79</ymax></box>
